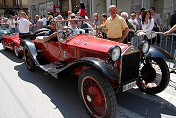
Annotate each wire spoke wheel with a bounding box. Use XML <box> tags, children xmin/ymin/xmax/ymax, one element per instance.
<box><xmin>78</xmin><ymin>68</ymin><xmax>117</xmax><ymax>118</ymax></box>
<box><xmin>82</xmin><ymin>76</ymin><xmax>106</xmax><ymax>117</ymax></box>
<box><xmin>13</xmin><ymin>44</ymin><xmax>22</xmax><ymax>58</ymax></box>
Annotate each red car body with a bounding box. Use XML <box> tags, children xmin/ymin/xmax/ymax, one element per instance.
<box><xmin>22</xmin><ymin>31</ymin><xmax>141</xmax><ymax>118</ymax></box>
<box><xmin>1</xmin><ymin>33</ymin><xmax>23</xmax><ymax>58</ymax></box>
<box><xmin>35</xmin><ymin>34</ymin><xmax>128</xmax><ymax>63</ymax></box>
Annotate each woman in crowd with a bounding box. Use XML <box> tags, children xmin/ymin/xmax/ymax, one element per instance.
<box><xmin>100</xmin><ymin>13</ymin><xmax>108</xmax><ymax>39</ymax></box>
<box><xmin>79</xmin><ymin>2</ymin><xmax>86</xmax><ymax>19</ymax></box>
<box><xmin>137</xmin><ymin>10</ymin><xmax>156</xmax><ymax>45</ymax></box>
<box><xmin>89</xmin><ymin>13</ymin><xmax>100</xmax><ymax>28</ymax></box>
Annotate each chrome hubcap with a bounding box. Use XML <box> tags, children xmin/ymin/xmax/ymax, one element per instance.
<box><xmin>87</xmin><ymin>95</ymin><xmax>92</xmax><ymax>102</ymax></box>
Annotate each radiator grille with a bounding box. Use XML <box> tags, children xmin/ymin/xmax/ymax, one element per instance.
<box><xmin>121</xmin><ymin>52</ymin><xmax>140</xmax><ymax>83</ymax></box>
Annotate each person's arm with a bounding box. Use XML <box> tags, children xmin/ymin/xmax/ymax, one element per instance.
<box><xmin>133</xmin><ymin>19</ymin><xmax>139</xmax><ymax>26</ymax></box>
<box><xmin>43</xmin><ymin>32</ymin><xmax>58</xmax><ymax>42</ymax></box>
<box><xmin>98</xmin><ymin>19</ymin><xmax>108</xmax><ymax>29</ymax></box>
<box><xmin>122</xmin><ymin>27</ymin><xmax>129</xmax><ymax>40</ymax></box>
<box><xmin>157</xmin><ymin>14</ymin><xmax>163</xmax><ymax>28</ymax></box>
<box><xmin>121</xmin><ymin>18</ymin><xmax>129</xmax><ymax>40</ymax></box>
<box><xmin>164</xmin><ymin>24</ymin><xmax>176</xmax><ymax>36</ymax></box>
<box><xmin>26</xmin><ymin>19</ymin><xmax>32</xmax><ymax>27</ymax></box>
<box><xmin>29</xmin><ymin>22</ymin><xmax>32</xmax><ymax>27</ymax></box>
<box><xmin>98</xmin><ymin>24</ymin><xmax>106</xmax><ymax>29</ymax></box>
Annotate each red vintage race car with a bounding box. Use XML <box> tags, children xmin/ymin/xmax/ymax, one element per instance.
<box><xmin>21</xmin><ymin>19</ymin><xmax>173</xmax><ymax>118</ymax></box>
<box><xmin>1</xmin><ymin>32</ymin><xmax>23</xmax><ymax>58</ymax></box>
<box><xmin>1</xmin><ymin>28</ymin><xmax>50</xmax><ymax>58</ymax></box>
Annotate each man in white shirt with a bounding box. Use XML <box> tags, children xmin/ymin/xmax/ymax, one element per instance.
<box><xmin>128</xmin><ymin>13</ymin><xmax>139</xmax><ymax>31</ymax></box>
<box><xmin>69</xmin><ymin>20</ymin><xmax>79</xmax><ymax>35</ymax></box>
<box><xmin>18</xmin><ymin>12</ymin><xmax>32</xmax><ymax>39</ymax></box>
<box><xmin>42</xmin><ymin>15</ymin><xmax>47</xmax><ymax>27</ymax></box>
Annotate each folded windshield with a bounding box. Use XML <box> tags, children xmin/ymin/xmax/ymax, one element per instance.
<box><xmin>56</xmin><ymin>19</ymin><xmax>97</xmax><ymax>41</ymax></box>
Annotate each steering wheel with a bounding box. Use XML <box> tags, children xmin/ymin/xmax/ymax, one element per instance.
<box><xmin>67</xmin><ymin>28</ymin><xmax>74</xmax><ymax>35</ymax></box>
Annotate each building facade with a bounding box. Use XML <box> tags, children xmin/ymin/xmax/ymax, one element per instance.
<box><xmin>27</xmin><ymin>0</ymin><xmax>80</xmax><ymax>19</ymax></box>
<box><xmin>28</xmin><ymin>0</ymin><xmax>176</xmax><ymax>29</ymax></box>
<box><xmin>0</xmin><ymin>0</ymin><xmax>28</xmax><ymax>17</ymax></box>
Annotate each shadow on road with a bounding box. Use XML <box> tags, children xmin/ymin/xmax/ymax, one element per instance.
<box><xmin>14</xmin><ymin>63</ymin><xmax>90</xmax><ymax>118</ymax></box>
<box><xmin>14</xmin><ymin>63</ymin><xmax>176</xmax><ymax>118</ymax></box>
<box><xmin>0</xmin><ymin>49</ymin><xmax>23</xmax><ymax>63</ymax></box>
<box><xmin>116</xmin><ymin>88</ymin><xmax>176</xmax><ymax>118</ymax></box>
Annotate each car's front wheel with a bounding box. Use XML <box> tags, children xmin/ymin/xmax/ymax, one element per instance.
<box><xmin>78</xmin><ymin>68</ymin><xmax>117</xmax><ymax>118</ymax></box>
<box><xmin>13</xmin><ymin>44</ymin><xmax>22</xmax><ymax>59</ymax></box>
<box><xmin>138</xmin><ymin>58</ymin><xmax>170</xmax><ymax>94</ymax></box>
<box><xmin>24</xmin><ymin>46</ymin><xmax>35</xmax><ymax>71</ymax></box>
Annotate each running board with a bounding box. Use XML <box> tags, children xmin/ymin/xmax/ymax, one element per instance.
<box><xmin>40</xmin><ymin>62</ymin><xmax>66</xmax><ymax>78</ymax></box>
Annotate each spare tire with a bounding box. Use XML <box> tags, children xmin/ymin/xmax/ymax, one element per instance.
<box><xmin>34</xmin><ymin>28</ymin><xmax>50</xmax><ymax>35</ymax></box>
<box><xmin>35</xmin><ymin>31</ymin><xmax>49</xmax><ymax>37</ymax></box>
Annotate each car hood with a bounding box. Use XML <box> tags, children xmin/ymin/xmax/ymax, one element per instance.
<box><xmin>66</xmin><ymin>34</ymin><xmax>129</xmax><ymax>53</ymax></box>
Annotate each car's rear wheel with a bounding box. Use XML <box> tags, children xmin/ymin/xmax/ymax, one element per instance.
<box><xmin>13</xmin><ymin>44</ymin><xmax>22</xmax><ymax>59</ymax></box>
<box><xmin>2</xmin><ymin>40</ymin><xmax>7</xmax><ymax>51</ymax></box>
<box><xmin>78</xmin><ymin>68</ymin><xmax>117</xmax><ymax>118</ymax></box>
<box><xmin>24</xmin><ymin>46</ymin><xmax>35</xmax><ymax>71</ymax></box>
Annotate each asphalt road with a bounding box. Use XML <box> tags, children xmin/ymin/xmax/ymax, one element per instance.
<box><xmin>0</xmin><ymin>43</ymin><xmax>176</xmax><ymax>118</ymax></box>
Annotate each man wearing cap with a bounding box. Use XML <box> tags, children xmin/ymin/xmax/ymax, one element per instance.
<box><xmin>128</xmin><ymin>13</ymin><xmax>139</xmax><ymax>31</ymax></box>
<box><xmin>100</xmin><ymin>5</ymin><xmax>129</xmax><ymax>42</ymax></box>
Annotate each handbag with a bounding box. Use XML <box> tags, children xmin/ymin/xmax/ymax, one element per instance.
<box><xmin>153</xmin><ymin>22</ymin><xmax>160</xmax><ymax>32</ymax></box>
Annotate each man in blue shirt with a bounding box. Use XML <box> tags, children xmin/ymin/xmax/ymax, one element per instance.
<box><xmin>44</xmin><ymin>19</ymin><xmax>58</xmax><ymax>42</ymax></box>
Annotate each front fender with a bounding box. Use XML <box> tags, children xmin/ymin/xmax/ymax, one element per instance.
<box><xmin>68</xmin><ymin>58</ymin><xmax>120</xmax><ymax>81</ymax></box>
<box><xmin>145</xmin><ymin>46</ymin><xmax>173</xmax><ymax>60</ymax></box>
<box><xmin>23</xmin><ymin>40</ymin><xmax>40</xmax><ymax>66</ymax></box>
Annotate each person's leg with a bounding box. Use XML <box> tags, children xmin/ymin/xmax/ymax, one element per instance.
<box><xmin>11</xmin><ymin>28</ymin><xmax>15</xmax><ymax>33</ymax></box>
<box><xmin>171</xmin><ymin>49</ymin><xmax>176</xmax><ymax>72</ymax></box>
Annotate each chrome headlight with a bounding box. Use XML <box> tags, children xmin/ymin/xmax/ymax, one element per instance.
<box><xmin>108</xmin><ymin>46</ymin><xmax>121</xmax><ymax>62</ymax></box>
<box><xmin>141</xmin><ymin>41</ymin><xmax>150</xmax><ymax>54</ymax></box>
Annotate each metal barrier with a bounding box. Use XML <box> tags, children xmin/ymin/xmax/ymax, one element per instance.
<box><xmin>124</xmin><ymin>30</ymin><xmax>176</xmax><ymax>58</ymax></box>
<box><xmin>125</xmin><ymin>30</ymin><xmax>176</xmax><ymax>69</ymax></box>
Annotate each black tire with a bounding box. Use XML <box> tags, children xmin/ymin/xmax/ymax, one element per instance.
<box><xmin>137</xmin><ymin>58</ymin><xmax>170</xmax><ymax>94</ymax></box>
<box><xmin>24</xmin><ymin>46</ymin><xmax>36</xmax><ymax>71</ymax></box>
<box><xmin>34</xmin><ymin>28</ymin><xmax>50</xmax><ymax>35</ymax></box>
<box><xmin>13</xmin><ymin>44</ymin><xmax>23</xmax><ymax>59</ymax></box>
<box><xmin>1</xmin><ymin>40</ymin><xmax>7</xmax><ymax>51</ymax></box>
<box><xmin>35</xmin><ymin>31</ymin><xmax>49</xmax><ymax>37</ymax></box>
<box><xmin>32</xmin><ymin>30</ymin><xmax>49</xmax><ymax>40</ymax></box>
<box><xmin>78</xmin><ymin>68</ymin><xmax>117</xmax><ymax>118</ymax></box>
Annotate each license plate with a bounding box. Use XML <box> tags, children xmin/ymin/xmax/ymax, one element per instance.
<box><xmin>123</xmin><ymin>81</ymin><xmax>136</xmax><ymax>92</ymax></box>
